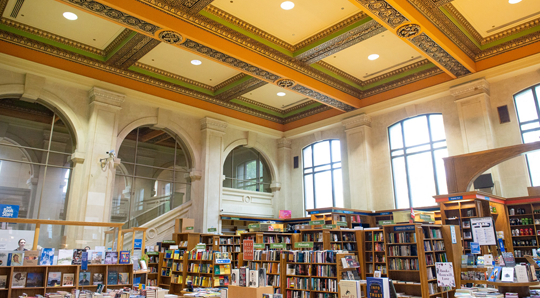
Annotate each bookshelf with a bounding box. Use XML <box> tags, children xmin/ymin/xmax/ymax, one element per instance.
<box><xmin>336</xmin><ymin>252</ymin><xmax>362</xmax><ymax>297</ymax></box>
<box><xmin>299</xmin><ymin>229</ymin><xmax>330</xmax><ymax>250</ymax></box>
<box><xmin>173</xmin><ymin>232</ymin><xmax>201</xmax><ymax>251</ymax></box>
<box><xmin>212</xmin><ymin>252</ymin><xmax>232</xmax><ymax>288</ymax></box>
<box><xmin>217</xmin><ymin>235</ymin><xmax>241</xmax><ymax>267</ymax></box>
<box><xmin>169</xmin><ymin>251</ymin><xmax>187</xmax><ymax>294</ymax></box>
<box><xmin>506</xmin><ymin>201</ymin><xmax>540</xmax><ymax>260</ymax></box>
<box><xmin>185</xmin><ymin>249</ymin><xmax>215</xmax><ymax>288</ymax></box>
<box><xmin>146</xmin><ymin>252</ymin><xmax>159</xmax><ymax>287</ymax></box>
<box><xmin>362</xmin><ymin>229</ymin><xmax>387</xmax><ymax>278</ymax></box>
<box><xmin>240</xmin><ymin>232</ymin><xmax>295</xmax><ymax>251</ymax></box>
<box><xmin>245</xmin><ymin>250</ymin><xmax>284</xmax><ymax>294</ymax></box>
<box><xmin>158</xmin><ymin>251</ymin><xmax>172</xmax><ymax>289</ymax></box>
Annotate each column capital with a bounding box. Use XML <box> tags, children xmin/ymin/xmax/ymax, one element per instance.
<box><xmin>88</xmin><ymin>87</ymin><xmax>125</xmax><ymax>107</ymax></box>
<box><xmin>270</xmin><ymin>182</ymin><xmax>281</xmax><ymax>192</ymax></box>
<box><xmin>70</xmin><ymin>151</ymin><xmax>86</xmax><ymax>164</ymax></box>
<box><xmin>189</xmin><ymin>169</ymin><xmax>202</xmax><ymax>181</ymax></box>
<box><xmin>342</xmin><ymin>114</ymin><xmax>371</xmax><ymax>130</ymax></box>
<box><xmin>200</xmin><ymin>117</ymin><xmax>227</xmax><ymax>133</ymax></box>
<box><xmin>277</xmin><ymin>138</ymin><xmax>292</xmax><ymax>149</ymax></box>
<box><xmin>450</xmin><ymin>78</ymin><xmax>490</xmax><ymax>100</ymax></box>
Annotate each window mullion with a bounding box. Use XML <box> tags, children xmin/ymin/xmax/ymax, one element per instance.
<box><xmin>329</xmin><ymin>140</ymin><xmax>336</xmax><ymax>208</ymax></box>
<box><xmin>312</xmin><ymin>144</ymin><xmax>316</xmax><ymax>209</ymax></box>
<box><xmin>400</xmin><ymin>121</ymin><xmax>413</xmax><ymax>208</ymax></box>
<box><xmin>426</xmin><ymin>117</ymin><xmax>441</xmax><ymax>196</ymax></box>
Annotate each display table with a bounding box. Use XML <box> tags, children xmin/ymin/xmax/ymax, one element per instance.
<box><xmin>486</xmin><ymin>281</ymin><xmax>539</xmax><ymax>297</ymax></box>
<box><xmin>228</xmin><ymin>285</ymin><xmax>273</xmax><ymax>297</ymax></box>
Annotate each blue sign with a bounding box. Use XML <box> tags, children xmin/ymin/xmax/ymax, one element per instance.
<box><xmin>0</xmin><ymin>204</ymin><xmax>19</xmax><ymax>218</ymax></box>
<box><xmin>471</xmin><ymin>242</ymin><xmax>480</xmax><ymax>254</ymax></box>
<box><xmin>81</xmin><ymin>252</ymin><xmax>88</xmax><ymax>270</ymax></box>
<box><xmin>498</xmin><ymin>238</ymin><xmax>505</xmax><ymax>253</ymax></box>
<box><xmin>449</xmin><ymin>196</ymin><xmax>463</xmax><ymax>201</ymax></box>
<box><xmin>134</xmin><ymin>239</ymin><xmax>143</xmax><ymax>250</ymax></box>
<box><xmin>379</xmin><ymin>212</ymin><xmax>391</xmax><ymax>215</ymax></box>
<box><xmin>394</xmin><ymin>225</ymin><xmax>415</xmax><ymax>231</ymax></box>
<box><xmin>215</xmin><ymin>259</ymin><xmax>231</xmax><ymax>264</ymax></box>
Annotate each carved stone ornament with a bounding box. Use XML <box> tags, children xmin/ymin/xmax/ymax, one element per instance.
<box><xmin>277</xmin><ymin>138</ymin><xmax>292</xmax><ymax>149</ymax></box>
<box><xmin>189</xmin><ymin>169</ymin><xmax>202</xmax><ymax>181</ymax></box>
<box><xmin>342</xmin><ymin>114</ymin><xmax>372</xmax><ymax>130</ymax></box>
<box><xmin>200</xmin><ymin>117</ymin><xmax>227</xmax><ymax>132</ymax></box>
<box><xmin>352</xmin><ymin>0</ymin><xmax>409</xmax><ymax>28</ymax></box>
<box><xmin>158</xmin><ymin>30</ymin><xmax>184</xmax><ymax>45</ymax></box>
<box><xmin>276</xmin><ymin>79</ymin><xmax>295</xmax><ymax>88</ymax></box>
<box><xmin>397</xmin><ymin>24</ymin><xmax>421</xmax><ymax>39</ymax></box>
<box><xmin>88</xmin><ymin>87</ymin><xmax>125</xmax><ymax>107</ymax></box>
<box><xmin>449</xmin><ymin>78</ymin><xmax>490</xmax><ymax>99</ymax></box>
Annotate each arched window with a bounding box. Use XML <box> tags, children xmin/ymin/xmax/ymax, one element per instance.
<box><xmin>113</xmin><ymin>127</ymin><xmax>191</xmax><ymax>227</ymax></box>
<box><xmin>389</xmin><ymin>114</ymin><xmax>448</xmax><ymax>208</ymax></box>
<box><xmin>514</xmin><ymin>84</ymin><xmax>540</xmax><ymax>186</ymax></box>
<box><xmin>0</xmin><ymin>98</ymin><xmax>75</xmax><ymax>222</ymax></box>
<box><xmin>302</xmin><ymin>140</ymin><xmax>343</xmax><ymax>210</ymax></box>
<box><xmin>223</xmin><ymin>147</ymin><xmax>271</xmax><ymax>193</ymax></box>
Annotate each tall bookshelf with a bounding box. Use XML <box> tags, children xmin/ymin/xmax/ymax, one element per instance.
<box><xmin>362</xmin><ymin>229</ymin><xmax>387</xmax><ymax>278</ymax></box>
<box><xmin>146</xmin><ymin>251</ymin><xmax>159</xmax><ymax>286</ymax></box>
<box><xmin>158</xmin><ymin>251</ymin><xmax>172</xmax><ymax>289</ymax></box>
<box><xmin>185</xmin><ymin>249</ymin><xmax>231</xmax><ymax>288</ymax></box>
<box><xmin>506</xmin><ymin>202</ymin><xmax>540</xmax><ymax>261</ymax></box>
<box><xmin>299</xmin><ymin>229</ymin><xmax>329</xmax><ymax>250</ymax></box>
<box><xmin>245</xmin><ymin>250</ymin><xmax>284</xmax><ymax>294</ymax></box>
<box><xmin>240</xmin><ymin>232</ymin><xmax>295</xmax><ymax>251</ymax></box>
<box><xmin>170</xmin><ymin>251</ymin><xmax>186</xmax><ymax>294</ymax></box>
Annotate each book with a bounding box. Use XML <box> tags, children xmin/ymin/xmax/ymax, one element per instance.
<box><xmin>139</xmin><ymin>259</ymin><xmax>147</xmax><ymax>270</ymax></box>
<box><xmin>72</xmin><ymin>249</ymin><xmax>83</xmax><ymax>265</ymax></box>
<box><xmin>48</xmin><ymin>271</ymin><xmax>62</xmax><ymax>287</ymax></box>
<box><xmin>342</xmin><ymin>255</ymin><xmax>360</xmax><ymax>268</ymax></box>
<box><xmin>340</xmin><ymin>280</ymin><xmax>360</xmax><ymax>298</ymax></box>
<box><xmin>62</xmin><ymin>273</ymin><xmax>74</xmax><ymax>286</ymax></box>
<box><xmin>10</xmin><ymin>252</ymin><xmax>23</xmax><ymax>266</ymax></box>
<box><xmin>488</xmin><ymin>266</ymin><xmax>501</xmax><ymax>282</ymax></box>
<box><xmin>0</xmin><ymin>251</ymin><xmax>10</xmax><ymax>266</ymax></box>
<box><xmin>367</xmin><ymin>277</ymin><xmax>389</xmax><ymax>298</ymax></box>
<box><xmin>58</xmin><ymin>249</ymin><xmax>74</xmax><ymax>265</ymax></box>
<box><xmin>12</xmin><ymin>271</ymin><xmax>26</xmax><ymax>288</ymax></box>
<box><xmin>23</xmin><ymin>250</ymin><xmax>39</xmax><ymax>266</ymax></box>
<box><xmin>231</xmin><ymin>269</ymin><xmax>239</xmax><ymax>286</ymax></box>
<box><xmin>119</xmin><ymin>251</ymin><xmax>130</xmax><ymax>264</ymax></box>
<box><xmin>258</xmin><ymin>268</ymin><xmax>266</xmax><ymax>287</ymax></box>
<box><xmin>91</xmin><ymin>251</ymin><xmax>103</xmax><ymax>264</ymax></box>
<box><xmin>502</xmin><ymin>252</ymin><xmax>516</xmax><ymax>267</ymax></box>
<box><xmin>40</xmin><ymin>248</ymin><xmax>55</xmax><ymax>265</ymax></box>
<box><xmin>105</xmin><ymin>252</ymin><xmax>118</xmax><ymax>264</ymax></box>
<box><xmin>119</xmin><ymin>272</ymin><xmax>129</xmax><ymax>284</ymax></box>
<box><xmin>107</xmin><ymin>272</ymin><xmax>118</xmax><ymax>285</ymax></box>
<box><xmin>515</xmin><ymin>265</ymin><xmax>529</xmax><ymax>282</ymax></box>
<box><xmin>0</xmin><ymin>275</ymin><xmax>6</xmax><ymax>289</ymax></box>
<box><xmin>92</xmin><ymin>273</ymin><xmax>103</xmax><ymax>285</ymax></box>
<box><xmin>249</xmin><ymin>269</ymin><xmax>259</xmax><ymax>287</ymax></box>
<box><xmin>79</xmin><ymin>272</ymin><xmax>91</xmax><ymax>286</ymax></box>
<box><xmin>484</xmin><ymin>254</ymin><xmax>493</xmax><ymax>266</ymax></box>
<box><xmin>26</xmin><ymin>272</ymin><xmax>43</xmax><ymax>287</ymax></box>
<box><xmin>501</xmin><ymin>267</ymin><xmax>514</xmax><ymax>282</ymax></box>
<box><xmin>239</xmin><ymin>267</ymin><xmax>248</xmax><ymax>287</ymax></box>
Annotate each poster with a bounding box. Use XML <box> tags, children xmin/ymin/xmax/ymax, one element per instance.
<box><xmin>470</xmin><ymin>217</ymin><xmax>497</xmax><ymax>246</ymax></box>
<box><xmin>471</xmin><ymin>242</ymin><xmax>480</xmax><ymax>254</ymax></box>
<box><xmin>243</xmin><ymin>240</ymin><xmax>254</xmax><ymax>261</ymax></box>
<box><xmin>435</xmin><ymin>262</ymin><xmax>455</xmax><ymax>287</ymax></box>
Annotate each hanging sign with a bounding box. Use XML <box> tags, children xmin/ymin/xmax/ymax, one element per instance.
<box><xmin>248</xmin><ymin>223</ymin><xmax>260</xmax><ymax>229</ymax></box>
<box><xmin>324</xmin><ymin>224</ymin><xmax>337</xmax><ymax>229</ymax></box>
<box><xmin>337</xmin><ymin>221</ymin><xmax>348</xmax><ymax>226</ymax></box>
<box><xmin>134</xmin><ymin>239</ymin><xmax>143</xmax><ymax>250</ymax></box>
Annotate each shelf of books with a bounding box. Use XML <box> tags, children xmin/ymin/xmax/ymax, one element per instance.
<box><xmin>337</xmin><ymin>253</ymin><xmax>362</xmax><ymax>297</ymax></box>
<box><xmin>243</xmin><ymin>250</ymin><xmax>284</xmax><ymax>294</ymax></box>
<box><xmin>2</xmin><ymin>264</ymin><xmax>132</xmax><ymax>298</ymax></box>
<box><xmin>328</xmin><ymin>229</ymin><xmax>359</xmax><ymax>254</ymax></box>
<box><xmin>361</xmin><ymin>228</ymin><xmax>387</xmax><ymax>279</ymax></box>
<box><xmin>173</xmin><ymin>232</ymin><xmax>201</xmax><ymax>251</ymax></box>
<box><xmin>384</xmin><ymin>224</ymin><xmax>461</xmax><ymax>298</ymax></box>
<box><xmin>299</xmin><ymin>230</ymin><xmax>329</xmax><ymax>251</ymax></box>
<box><xmin>309</xmin><ymin>211</ymin><xmax>373</xmax><ymax>229</ymax></box>
<box><xmin>506</xmin><ymin>202</ymin><xmax>540</xmax><ymax>260</ymax></box>
<box><xmin>146</xmin><ymin>252</ymin><xmax>159</xmax><ymax>287</ymax></box>
<box><xmin>213</xmin><ymin>252</ymin><xmax>232</xmax><ymax>288</ymax></box>
<box><xmin>240</xmin><ymin>232</ymin><xmax>295</xmax><ymax>251</ymax></box>
<box><xmin>158</xmin><ymin>251</ymin><xmax>172</xmax><ymax>289</ymax></box>
<box><xmin>217</xmin><ymin>235</ymin><xmax>241</xmax><ymax>267</ymax></box>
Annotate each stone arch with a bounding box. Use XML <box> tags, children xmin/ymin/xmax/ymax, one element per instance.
<box><xmin>223</xmin><ymin>138</ymin><xmax>279</xmax><ymax>184</ymax></box>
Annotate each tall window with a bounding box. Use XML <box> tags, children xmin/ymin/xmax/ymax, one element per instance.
<box><xmin>223</xmin><ymin>147</ymin><xmax>271</xmax><ymax>192</ymax></box>
<box><xmin>514</xmin><ymin>84</ymin><xmax>540</xmax><ymax>186</ymax></box>
<box><xmin>303</xmin><ymin>140</ymin><xmax>343</xmax><ymax>210</ymax></box>
<box><xmin>113</xmin><ymin>127</ymin><xmax>191</xmax><ymax>227</ymax></box>
<box><xmin>389</xmin><ymin>114</ymin><xmax>448</xmax><ymax>208</ymax></box>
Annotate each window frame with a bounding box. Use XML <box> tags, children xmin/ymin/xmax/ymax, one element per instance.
<box><xmin>388</xmin><ymin>114</ymin><xmax>447</xmax><ymax>208</ymax></box>
<box><xmin>302</xmin><ymin>139</ymin><xmax>342</xmax><ymax>211</ymax></box>
<box><xmin>513</xmin><ymin>83</ymin><xmax>540</xmax><ymax>186</ymax></box>
<box><xmin>223</xmin><ymin>147</ymin><xmax>271</xmax><ymax>193</ymax></box>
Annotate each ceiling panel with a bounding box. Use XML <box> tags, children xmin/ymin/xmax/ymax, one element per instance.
<box><xmin>2</xmin><ymin>0</ymin><xmax>125</xmax><ymax>50</ymax></box>
<box><xmin>139</xmin><ymin>43</ymin><xmax>241</xmax><ymax>87</ymax></box>
<box><xmin>321</xmin><ymin>32</ymin><xmax>422</xmax><ymax>80</ymax></box>
<box><xmin>452</xmin><ymin>0</ymin><xmax>540</xmax><ymax>38</ymax></box>
<box><xmin>211</xmin><ymin>0</ymin><xmax>360</xmax><ymax>45</ymax></box>
<box><xmin>243</xmin><ymin>84</ymin><xmax>308</xmax><ymax>110</ymax></box>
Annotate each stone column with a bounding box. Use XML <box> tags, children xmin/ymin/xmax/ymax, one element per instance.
<box><xmin>198</xmin><ymin>117</ymin><xmax>227</xmax><ymax>233</ymax></box>
<box><xmin>450</xmin><ymin>79</ymin><xmax>502</xmax><ymax>193</ymax></box>
<box><xmin>275</xmin><ymin>138</ymin><xmax>292</xmax><ymax>215</ymax></box>
<box><xmin>342</xmin><ymin>114</ymin><xmax>372</xmax><ymax>210</ymax></box>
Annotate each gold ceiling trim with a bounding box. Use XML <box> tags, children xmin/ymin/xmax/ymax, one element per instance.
<box><xmin>213</xmin><ymin>73</ymin><xmax>247</xmax><ymax>91</ymax></box>
<box><xmin>432</xmin><ymin>0</ymin><xmax>453</xmax><ymax>6</ymax></box>
<box><xmin>442</xmin><ymin>4</ymin><xmax>483</xmax><ymax>44</ymax></box>
<box><xmin>133</xmin><ymin>62</ymin><xmax>215</xmax><ymax>91</ymax></box>
<box><xmin>409</xmin><ymin>33</ymin><xmax>470</xmax><ymax>77</ymax></box>
<box><xmin>107</xmin><ymin>33</ymin><xmax>160</xmax><ymax>69</ymax></box>
<box><xmin>316</xmin><ymin>61</ymin><xmax>363</xmax><ymax>86</ymax></box>
<box><xmin>236</xmin><ymin>96</ymin><xmax>285</xmax><ymax>114</ymax></box>
<box><xmin>282</xmin><ymin>99</ymin><xmax>318</xmax><ymax>114</ymax></box>
<box><xmin>284</xmin><ymin>105</ymin><xmax>333</xmax><ymax>124</ymax></box>
<box><xmin>0</xmin><ymin>0</ymin><xmax>7</xmax><ymax>16</ymax></box>
<box><xmin>104</xmin><ymin>28</ymin><xmax>133</xmax><ymax>55</ymax></box>
<box><xmin>362</xmin><ymin>67</ymin><xmax>444</xmax><ymax>98</ymax></box>
<box><xmin>350</xmin><ymin>0</ymin><xmax>409</xmax><ymax>29</ymax></box>
<box><xmin>145</xmin><ymin>0</ymin><xmax>215</xmax><ymax>15</ymax></box>
<box><xmin>0</xmin><ymin>18</ymin><xmax>106</xmax><ymax>56</ymax></box>
<box><xmin>215</xmin><ymin>77</ymin><xmax>267</xmax><ymax>101</ymax></box>
<box><xmin>475</xmin><ymin>30</ymin><xmax>540</xmax><ymax>61</ymax></box>
<box><xmin>291</xmin><ymin>84</ymin><xmax>355</xmax><ymax>112</ymax></box>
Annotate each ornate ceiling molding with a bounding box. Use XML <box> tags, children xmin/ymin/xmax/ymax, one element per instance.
<box><xmin>475</xmin><ymin>30</ymin><xmax>540</xmax><ymax>61</ymax></box>
<box><xmin>104</xmin><ymin>28</ymin><xmax>133</xmax><ymax>55</ymax></box>
<box><xmin>315</xmin><ymin>61</ymin><xmax>364</xmax><ymax>86</ymax></box>
<box><xmin>132</xmin><ymin>62</ymin><xmax>214</xmax><ymax>91</ymax></box>
<box><xmin>215</xmin><ymin>77</ymin><xmax>267</xmax><ymax>101</ymax></box>
<box><xmin>107</xmin><ymin>33</ymin><xmax>160</xmax><ymax>69</ymax></box>
<box><xmin>432</xmin><ymin>0</ymin><xmax>453</xmax><ymax>6</ymax></box>
<box><xmin>236</xmin><ymin>96</ymin><xmax>284</xmax><ymax>114</ymax></box>
<box><xmin>350</xmin><ymin>0</ymin><xmax>409</xmax><ymax>29</ymax></box>
<box><xmin>291</xmin><ymin>85</ymin><xmax>355</xmax><ymax>112</ymax></box>
<box><xmin>283</xmin><ymin>105</ymin><xmax>333</xmax><ymax>124</ymax></box>
<box><xmin>442</xmin><ymin>4</ymin><xmax>483</xmax><ymax>44</ymax></box>
<box><xmin>409</xmin><ymin>33</ymin><xmax>470</xmax><ymax>77</ymax></box>
<box><xmin>362</xmin><ymin>66</ymin><xmax>444</xmax><ymax>98</ymax></box>
<box><xmin>296</xmin><ymin>20</ymin><xmax>386</xmax><ymax>65</ymax></box>
<box><xmin>146</xmin><ymin>0</ymin><xmax>215</xmax><ymax>15</ymax></box>
<box><xmin>213</xmin><ymin>73</ymin><xmax>247</xmax><ymax>91</ymax></box>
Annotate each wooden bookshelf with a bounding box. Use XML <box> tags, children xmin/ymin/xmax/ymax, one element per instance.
<box><xmin>212</xmin><ymin>252</ymin><xmax>232</xmax><ymax>288</ymax></box>
<box><xmin>217</xmin><ymin>235</ymin><xmax>241</xmax><ymax>267</ymax></box>
<box><xmin>158</xmin><ymin>251</ymin><xmax>172</xmax><ymax>289</ymax></box>
<box><xmin>336</xmin><ymin>252</ymin><xmax>362</xmax><ymax>297</ymax></box>
<box><xmin>506</xmin><ymin>201</ymin><xmax>540</xmax><ymax>260</ymax></box>
<box><xmin>146</xmin><ymin>251</ymin><xmax>159</xmax><ymax>287</ymax></box>
<box><xmin>245</xmin><ymin>250</ymin><xmax>284</xmax><ymax>294</ymax></box>
<box><xmin>299</xmin><ymin>229</ymin><xmax>330</xmax><ymax>250</ymax></box>
<box><xmin>362</xmin><ymin>228</ymin><xmax>387</xmax><ymax>278</ymax></box>
<box><xmin>240</xmin><ymin>232</ymin><xmax>295</xmax><ymax>251</ymax></box>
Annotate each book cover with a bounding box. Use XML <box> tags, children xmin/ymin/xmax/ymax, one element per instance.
<box><xmin>105</xmin><ymin>252</ymin><xmax>118</xmax><ymax>264</ymax></box>
<box><xmin>502</xmin><ymin>252</ymin><xmax>516</xmax><ymax>267</ymax></box>
<box><xmin>10</xmin><ymin>252</ymin><xmax>23</xmax><ymax>266</ymax></box>
<box><xmin>344</xmin><ymin>255</ymin><xmax>360</xmax><ymax>268</ymax></box>
<box><xmin>107</xmin><ymin>272</ymin><xmax>118</xmax><ymax>285</ymax></box>
<box><xmin>119</xmin><ymin>251</ymin><xmax>130</xmax><ymax>264</ymax></box>
<box><xmin>488</xmin><ymin>266</ymin><xmax>502</xmax><ymax>282</ymax></box>
<box><xmin>239</xmin><ymin>267</ymin><xmax>248</xmax><ymax>287</ymax></box>
<box><xmin>57</xmin><ymin>249</ymin><xmax>73</xmax><ymax>265</ymax></box>
<box><xmin>367</xmin><ymin>277</ymin><xmax>389</xmax><ymax>298</ymax></box>
<box><xmin>340</xmin><ymin>280</ymin><xmax>360</xmax><ymax>298</ymax></box>
<box><xmin>0</xmin><ymin>251</ymin><xmax>10</xmax><ymax>266</ymax></box>
<box><xmin>26</xmin><ymin>272</ymin><xmax>43</xmax><ymax>287</ymax></box>
<box><xmin>47</xmin><ymin>271</ymin><xmax>62</xmax><ymax>287</ymax></box>
<box><xmin>11</xmin><ymin>272</ymin><xmax>26</xmax><ymax>288</ymax></box>
<box><xmin>23</xmin><ymin>250</ymin><xmax>39</xmax><ymax>266</ymax></box>
<box><xmin>40</xmin><ymin>248</ymin><xmax>54</xmax><ymax>265</ymax></box>
<box><xmin>249</xmin><ymin>269</ymin><xmax>259</xmax><ymax>287</ymax></box>
<box><xmin>72</xmin><ymin>249</ymin><xmax>83</xmax><ymax>265</ymax></box>
<box><xmin>92</xmin><ymin>273</ymin><xmax>103</xmax><ymax>285</ymax></box>
<box><xmin>484</xmin><ymin>254</ymin><xmax>494</xmax><ymax>266</ymax></box>
<box><xmin>91</xmin><ymin>251</ymin><xmax>103</xmax><ymax>264</ymax></box>
<box><xmin>118</xmin><ymin>273</ymin><xmax>129</xmax><ymax>285</ymax></box>
<box><xmin>501</xmin><ymin>267</ymin><xmax>514</xmax><ymax>282</ymax></box>
<box><xmin>231</xmin><ymin>269</ymin><xmax>239</xmax><ymax>286</ymax></box>
<box><xmin>79</xmin><ymin>272</ymin><xmax>91</xmax><ymax>286</ymax></box>
<box><xmin>258</xmin><ymin>268</ymin><xmax>266</xmax><ymax>287</ymax></box>
<box><xmin>0</xmin><ymin>275</ymin><xmax>6</xmax><ymax>289</ymax></box>
<box><xmin>62</xmin><ymin>273</ymin><xmax>74</xmax><ymax>286</ymax></box>
<box><xmin>515</xmin><ymin>265</ymin><xmax>529</xmax><ymax>282</ymax></box>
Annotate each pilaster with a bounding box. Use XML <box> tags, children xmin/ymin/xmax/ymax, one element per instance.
<box><xmin>276</xmin><ymin>138</ymin><xmax>292</xmax><ymax>215</ymax></box>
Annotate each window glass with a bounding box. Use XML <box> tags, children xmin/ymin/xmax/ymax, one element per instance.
<box><xmin>514</xmin><ymin>85</ymin><xmax>540</xmax><ymax>186</ymax></box>
<box><xmin>313</xmin><ymin>141</ymin><xmax>331</xmax><ymax>166</ymax></box>
<box><xmin>515</xmin><ymin>89</ymin><xmax>538</xmax><ymax>123</ymax></box>
<box><xmin>222</xmin><ymin>146</ymin><xmax>271</xmax><ymax>193</ymax></box>
<box><xmin>403</xmin><ymin>116</ymin><xmax>430</xmax><ymax>147</ymax></box>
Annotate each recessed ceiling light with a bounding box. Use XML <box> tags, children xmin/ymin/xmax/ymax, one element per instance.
<box><xmin>281</xmin><ymin>1</ymin><xmax>295</xmax><ymax>10</ymax></box>
<box><xmin>191</xmin><ymin>60</ymin><xmax>202</xmax><ymax>65</ymax></box>
<box><xmin>368</xmin><ymin>54</ymin><xmax>379</xmax><ymax>61</ymax></box>
<box><xmin>509</xmin><ymin>0</ymin><xmax>522</xmax><ymax>3</ymax></box>
<box><xmin>277</xmin><ymin>92</ymin><xmax>286</xmax><ymax>97</ymax></box>
<box><xmin>63</xmin><ymin>12</ymin><xmax>78</xmax><ymax>20</ymax></box>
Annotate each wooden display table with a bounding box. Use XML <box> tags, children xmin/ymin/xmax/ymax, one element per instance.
<box><xmin>486</xmin><ymin>281</ymin><xmax>539</xmax><ymax>297</ymax></box>
<box><xmin>228</xmin><ymin>285</ymin><xmax>273</xmax><ymax>297</ymax></box>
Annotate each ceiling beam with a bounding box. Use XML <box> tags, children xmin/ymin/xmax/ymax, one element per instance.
<box><xmin>140</xmin><ymin>129</ymin><xmax>166</xmax><ymax>142</ymax></box>
<box><xmin>107</xmin><ymin>33</ymin><xmax>160</xmax><ymax>69</ymax></box>
<box><xmin>215</xmin><ymin>77</ymin><xmax>268</xmax><ymax>102</ymax></box>
<box><xmin>56</xmin><ymin>0</ymin><xmax>360</xmax><ymax>112</ymax></box>
<box><xmin>348</xmin><ymin>0</ymin><xmax>475</xmax><ymax>78</ymax></box>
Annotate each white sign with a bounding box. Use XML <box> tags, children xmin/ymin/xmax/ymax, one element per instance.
<box><xmin>470</xmin><ymin>217</ymin><xmax>497</xmax><ymax>245</ymax></box>
<box><xmin>450</xmin><ymin>226</ymin><xmax>457</xmax><ymax>244</ymax></box>
<box><xmin>435</xmin><ymin>262</ymin><xmax>456</xmax><ymax>287</ymax></box>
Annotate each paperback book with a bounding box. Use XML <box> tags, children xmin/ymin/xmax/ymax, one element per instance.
<box><xmin>48</xmin><ymin>272</ymin><xmax>62</xmax><ymax>287</ymax></box>
<box><xmin>23</xmin><ymin>250</ymin><xmax>39</xmax><ymax>266</ymax></box>
<box><xmin>63</xmin><ymin>273</ymin><xmax>74</xmax><ymax>286</ymax></box>
<box><xmin>231</xmin><ymin>269</ymin><xmax>239</xmax><ymax>286</ymax></box>
<box><xmin>72</xmin><ymin>249</ymin><xmax>83</xmax><ymax>265</ymax></box>
<box><xmin>105</xmin><ymin>252</ymin><xmax>118</xmax><ymax>264</ymax></box>
<box><xmin>12</xmin><ymin>272</ymin><xmax>26</xmax><ymax>288</ymax></box>
<box><xmin>10</xmin><ymin>252</ymin><xmax>24</xmax><ymax>266</ymax></box>
<box><xmin>79</xmin><ymin>272</ymin><xmax>91</xmax><ymax>286</ymax></box>
<box><xmin>93</xmin><ymin>273</ymin><xmax>104</xmax><ymax>285</ymax></box>
<box><xmin>119</xmin><ymin>251</ymin><xmax>130</xmax><ymax>264</ymax></box>
<box><xmin>0</xmin><ymin>275</ymin><xmax>6</xmax><ymax>289</ymax></box>
<box><xmin>26</xmin><ymin>272</ymin><xmax>43</xmax><ymax>287</ymax></box>
<box><xmin>40</xmin><ymin>248</ymin><xmax>55</xmax><ymax>265</ymax></box>
<box><xmin>57</xmin><ymin>249</ymin><xmax>74</xmax><ymax>265</ymax></box>
<box><xmin>249</xmin><ymin>269</ymin><xmax>259</xmax><ymax>287</ymax></box>
<box><xmin>91</xmin><ymin>251</ymin><xmax>103</xmax><ymax>264</ymax></box>
<box><xmin>108</xmin><ymin>272</ymin><xmax>118</xmax><ymax>285</ymax></box>
<box><xmin>119</xmin><ymin>272</ymin><xmax>129</xmax><ymax>285</ymax></box>
<box><xmin>0</xmin><ymin>251</ymin><xmax>10</xmax><ymax>266</ymax></box>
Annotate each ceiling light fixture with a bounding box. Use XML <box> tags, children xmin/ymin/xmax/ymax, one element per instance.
<box><xmin>509</xmin><ymin>0</ymin><xmax>522</xmax><ymax>3</ymax></box>
<box><xmin>63</xmin><ymin>12</ymin><xmax>78</xmax><ymax>20</ymax></box>
<box><xmin>277</xmin><ymin>92</ymin><xmax>286</xmax><ymax>96</ymax></box>
<box><xmin>368</xmin><ymin>54</ymin><xmax>379</xmax><ymax>60</ymax></box>
<box><xmin>281</xmin><ymin>1</ymin><xmax>295</xmax><ymax>10</ymax></box>
<box><xmin>191</xmin><ymin>60</ymin><xmax>202</xmax><ymax>65</ymax></box>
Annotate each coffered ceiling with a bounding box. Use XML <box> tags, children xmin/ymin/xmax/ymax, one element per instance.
<box><xmin>0</xmin><ymin>0</ymin><xmax>539</xmax><ymax>131</ymax></box>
